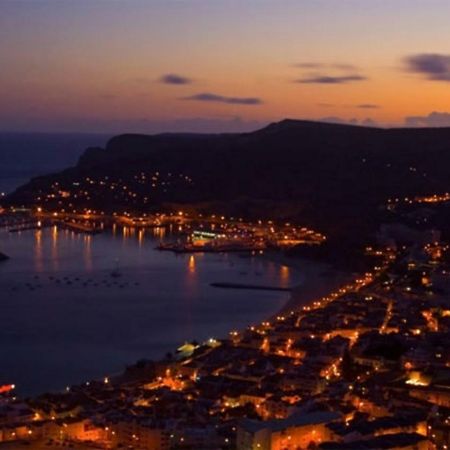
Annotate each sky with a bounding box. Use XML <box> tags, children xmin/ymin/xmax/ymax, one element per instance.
<box><xmin>2</xmin><ymin>0</ymin><xmax>450</xmax><ymax>133</ymax></box>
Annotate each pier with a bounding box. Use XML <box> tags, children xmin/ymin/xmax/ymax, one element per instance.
<box><xmin>210</xmin><ymin>282</ymin><xmax>292</xmax><ymax>292</ymax></box>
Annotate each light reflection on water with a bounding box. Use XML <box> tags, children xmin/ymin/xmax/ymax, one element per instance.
<box><xmin>0</xmin><ymin>226</ymin><xmax>302</xmax><ymax>395</ymax></box>
<box><xmin>280</xmin><ymin>264</ymin><xmax>290</xmax><ymax>285</ymax></box>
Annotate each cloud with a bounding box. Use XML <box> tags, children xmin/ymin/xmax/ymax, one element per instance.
<box><xmin>295</xmin><ymin>74</ymin><xmax>367</xmax><ymax>84</ymax></box>
<box><xmin>160</xmin><ymin>73</ymin><xmax>192</xmax><ymax>85</ymax></box>
<box><xmin>356</xmin><ymin>104</ymin><xmax>380</xmax><ymax>109</ymax></box>
<box><xmin>182</xmin><ymin>92</ymin><xmax>263</xmax><ymax>105</ymax></box>
<box><xmin>404</xmin><ymin>53</ymin><xmax>450</xmax><ymax>81</ymax></box>
<box><xmin>293</xmin><ymin>61</ymin><xmax>367</xmax><ymax>85</ymax></box>
<box><xmin>295</xmin><ymin>62</ymin><xmax>357</xmax><ymax>71</ymax></box>
<box><xmin>320</xmin><ymin>116</ymin><xmax>379</xmax><ymax>127</ymax></box>
<box><xmin>405</xmin><ymin>111</ymin><xmax>450</xmax><ymax>127</ymax></box>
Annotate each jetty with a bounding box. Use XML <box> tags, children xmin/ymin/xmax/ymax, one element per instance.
<box><xmin>210</xmin><ymin>282</ymin><xmax>291</xmax><ymax>292</ymax></box>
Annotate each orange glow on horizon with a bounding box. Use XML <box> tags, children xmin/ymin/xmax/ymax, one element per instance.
<box><xmin>2</xmin><ymin>1</ymin><xmax>450</xmax><ymax>132</ymax></box>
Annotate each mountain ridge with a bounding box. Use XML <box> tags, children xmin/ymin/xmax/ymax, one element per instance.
<box><xmin>4</xmin><ymin>119</ymin><xmax>450</xmax><ymax>256</ymax></box>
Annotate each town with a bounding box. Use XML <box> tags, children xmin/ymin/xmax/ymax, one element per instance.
<box><xmin>0</xmin><ymin>196</ymin><xmax>449</xmax><ymax>450</ymax></box>
<box><xmin>3</xmin><ymin>1</ymin><xmax>450</xmax><ymax>448</ymax></box>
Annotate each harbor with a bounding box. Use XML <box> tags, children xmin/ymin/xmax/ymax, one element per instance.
<box><xmin>0</xmin><ymin>224</ymin><xmax>296</xmax><ymax>395</ymax></box>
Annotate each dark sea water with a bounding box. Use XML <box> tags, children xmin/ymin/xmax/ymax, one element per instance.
<box><xmin>0</xmin><ymin>133</ymin><xmax>301</xmax><ymax>396</ymax></box>
<box><xmin>0</xmin><ymin>227</ymin><xmax>296</xmax><ymax>396</ymax></box>
<box><xmin>0</xmin><ymin>133</ymin><xmax>110</xmax><ymax>194</ymax></box>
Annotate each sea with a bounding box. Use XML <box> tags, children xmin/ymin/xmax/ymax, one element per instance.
<box><xmin>0</xmin><ymin>133</ymin><xmax>302</xmax><ymax>396</ymax></box>
<box><xmin>0</xmin><ymin>132</ymin><xmax>109</xmax><ymax>195</ymax></box>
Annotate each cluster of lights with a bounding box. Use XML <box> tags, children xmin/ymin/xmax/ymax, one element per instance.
<box><xmin>33</xmin><ymin>171</ymin><xmax>195</xmax><ymax>208</ymax></box>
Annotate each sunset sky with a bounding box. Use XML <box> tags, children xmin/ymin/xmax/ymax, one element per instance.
<box><xmin>2</xmin><ymin>0</ymin><xmax>450</xmax><ymax>133</ymax></box>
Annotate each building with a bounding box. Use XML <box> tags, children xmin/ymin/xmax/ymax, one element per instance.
<box><xmin>237</xmin><ymin>411</ymin><xmax>341</xmax><ymax>450</ymax></box>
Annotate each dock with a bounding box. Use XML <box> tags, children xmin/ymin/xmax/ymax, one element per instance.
<box><xmin>210</xmin><ymin>282</ymin><xmax>291</xmax><ymax>292</ymax></box>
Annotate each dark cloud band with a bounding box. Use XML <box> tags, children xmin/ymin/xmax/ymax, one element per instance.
<box><xmin>296</xmin><ymin>62</ymin><xmax>357</xmax><ymax>71</ymax></box>
<box><xmin>295</xmin><ymin>74</ymin><xmax>367</xmax><ymax>84</ymax></box>
<box><xmin>182</xmin><ymin>92</ymin><xmax>262</xmax><ymax>105</ymax></box>
<box><xmin>160</xmin><ymin>74</ymin><xmax>192</xmax><ymax>85</ymax></box>
<box><xmin>405</xmin><ymin>111</ymin><xmax>450</xmax><ymax>127</ymax></box>
<box><xmin>404</xmin><ymin>54</ymin><xmax>450</xmax><ymax>81</ymax></box>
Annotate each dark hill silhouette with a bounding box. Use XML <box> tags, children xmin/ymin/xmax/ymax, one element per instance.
<box><xmin>5</xmin><ymin>119</ymin><xmax>450</xmax><ymax>260</ymax></box>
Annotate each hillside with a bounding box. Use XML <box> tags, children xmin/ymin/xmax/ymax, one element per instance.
<box><xmin>5</xmin><ymin>120</ymin><xmax>450</xmax><ymax>250</ymax></box>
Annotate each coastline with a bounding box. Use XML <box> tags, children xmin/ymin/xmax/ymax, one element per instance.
<box><xmin>0</xmin><ymin>228</ymin><xmax>302</xmax><ymax>396</ymax></box>
<box><xmin>261</xmin><ymin>251</ymin><xmax>352</xmax><ymax>316</ymax></box>
<box><xmin>0</xmin><ymin>223</ymin><xmax>348</xmax><ymax>396</ymax></box>
<box><xmin>281</xmin><ymin>269</ymin><xmax>351</xmax><ymax>315</ymax></box>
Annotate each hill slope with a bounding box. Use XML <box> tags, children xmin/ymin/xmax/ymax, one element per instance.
<box><xmin>5</xmin><ymin>119</ymin><xmax>450</xmax><ymax>245</ymax></box>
